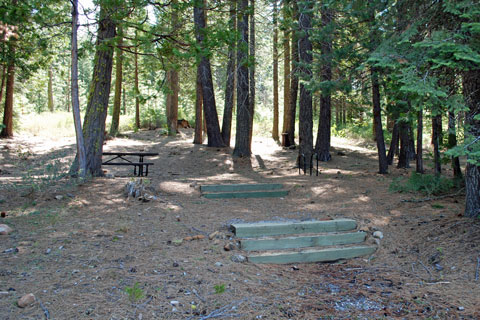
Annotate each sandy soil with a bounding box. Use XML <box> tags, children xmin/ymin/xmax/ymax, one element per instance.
<box><xmin>1</xmin><ymin>129</ymin><xmax>479</xmax><ymax>319</ymax></box>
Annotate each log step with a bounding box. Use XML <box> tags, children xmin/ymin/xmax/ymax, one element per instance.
<box><xmin>201</xmin><ymin>183</ymin><xmax>284</xmax><ymax>193</ymax></box>
<box><xmin>203</xmin><ymin>190</ymin><xmax>288</xmax><ymax>199</ymax></box>
<box><xmin>247</xmin><ymin>246</ymin><xmax>376</xmax><ymax>264</ymax></box>
<box><xmin>232</xmin><ymin>219</ymin><xmax>357</xmax><ymax>238</ymax></box>
<box><xmin>240</xmin><ymin>232</ymin><xmax>366</xmax><ymax>251</ymax></box>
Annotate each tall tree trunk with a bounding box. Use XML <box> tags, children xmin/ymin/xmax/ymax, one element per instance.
<box><xmin>448</xmin><ymin>110</ymin><xmax>462</xmax><ymax>178</ymax></box>
<box><xmin>166</xmin><ymin>68</ymin><xmax>179</xmax><ymax>135</ymax></box>
<box><xmin>272</xmin><ymin>0</ymin><xmax>279</xmax><ymax>141</ymax></box>
<box><xmin>416</xmin><ymin>108</ymin><xmax>424</xmax><ymax>173</ymax></box>
<box><xmin>193</xmin><ymin>65</ymin><xmax>203</xmax><ymax>144</ymax></box>
<box><xmin>298</xmin><ymin>0</ymin><xmax>313</xmax><ymax>168</ymax></box>
<box><xmin>281</xmin><ymin>3</ymin><xmax>291</xmax><ymax>146</ymax></box>
<box><xmin>233</xmin><ymin>0</ymin><xmax>251</xmax><ymax>157</ymax></box>
<box><xmin>397</xmin><ymin>120</ymin><xmax>411</xmax><ymax>168</ymax></box>
<box><xmin>110</xmin><ymin>26</ymin><xmax>123</xmax><ymax>136</ymax></box>
<box><xmin>315</xmin><ymin>5</ymin><xmax>333</xmax><ymax>162</ymax></box>
<box><xmin>66</xmin><ymin>60</ymin><xmax>71</xmax><ymax>112</ymax></box>
<box><xmin>72</xmin><ymin>3</ymin><xmax>116</xmax><ymax>176</ymax></box>
<box><xmin>0</xmin><ymin>64</ymin><xmax>6</xmax><ymax>112</ymax></box>
<box><xmin>0</xmin><ymin>41</ymin><xmax>15</xmax><ymax>138</ymax></box>
<box><xmin>248</xmin><ymin>0</ymin><xmax>256</xmax><ymax>148</ymax></box>
<box><xmin>221</xmin><ymin>0</ymin><xmax>236</xmax><ymax>146</ymax></box>
<box><xmin>166</xmin><ymin>2</ymin><xmax>179</xmax><ymax>136</ymax></box>
<box><xmin>122</xmin><ymin>86</ymin><xmax>126</xmax><ymax>115</ymax></box>
<box><xmin>371</xmin><ymin>67</ymin><xmax>388</xmax><ymax>173</ymax></box>
<box><xmin>134</xmin><ymin>43</ymin><xmax>140</xmax><ymax>129</ymax></box>
<box><xmin>463</xmin><ymin>69</ymin><xmax>480</xmax><ymax>217</ymax></box>
<box><xmin>194</xmin><ymin>2</ymin><xmax>224</xmax><ymax>147</ymax></box>
<box><xmin>71</xmin><ymin>0</ymin><xmax>86</xmax><ymax>177</ymax></box>
<box><xmin>48</xmin><ymin>67</ymin><xmax>54</xmax><ymax>112</ymax></box>
<box><xmin>286</xmin><ymin>0</ymin><xmax>299</xmax><ymax>147</ymax></box>
<box><xmin>432</xmin><ymin>111</ymin><xmax>442</xmax><ymax>175</ymax></box>
<box><xmin>387</xmin><ymin>121</ymin><xmax>399</xmax><ymax>165</ymax></box>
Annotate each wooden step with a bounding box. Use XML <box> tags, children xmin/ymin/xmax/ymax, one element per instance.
<box><xmin>201</xmin><ymin>183</ymin><xmax>284</xmax><ymax>193</ymax></box>
<box><xmin>240</xmin><ymin>232</ymin><xmax>366</xmax><ymax>251</ymax></box>
<box><xmin>203</xmin><ymin>190</ymin><xmax>288</xmax><ymax>199</ymax></box>
<box><xmin>232</xmin><ymin>219</ymin><xmax>357</xmax><ymax>238</ymax></box>
<box><xmin>248</xmin><ymin>246</ymin><xmax>376</xmax><ymax>264</ymax></box>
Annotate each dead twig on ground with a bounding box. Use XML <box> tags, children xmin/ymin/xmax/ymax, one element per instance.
<box><xmin>401</xmin><ymin>188</ymin><xmax>465</xmax><ymax>203</ymax></box>
<box><xmin>475</xmin><ymin>256</ymin><xmax>480</xmax><ymax>282</ymax></box>
<box><xmin>188</xmin><ymin>298</ymin><xmax>248</xmax><ymax>320</ymax></box>
<box><xmin>418</xmin><ymin>260</ymin><xmax>433</xmax><ymax>280</ymax></box>
<box><xmin>37</xmin><ymin>299</ymin><xmax>50</xmax><ymax>319</ymax></box>
<box><xmin>192</xmin><ymin>288</ymin><xmax>206</xmax><ymax>303</ymax></box>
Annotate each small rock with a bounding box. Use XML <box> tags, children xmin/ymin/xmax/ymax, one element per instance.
<box><xmin>17</xmin><ymin>293</ymin><xmax>35</xmax><ymax>308</ymax></box>
<box><xmin>231</xmin><ymin>254</ymin><xmax>246</xmax><ymax>263</ymax></box>
<box><xmin>173</xmin><ymin>262</ymin><xmax>179</xmax><ymax>267</ymax></box>
<box><xmin>434</xmin><ymin>263</ymin><xmax>443</xmax><ymax>271</ymax></box>
<box><xmin>208</xmin><ymin>231</ymin><xmax>220</xmax><ymax>240</ymax></box>
<box><xmin>373</xmin><ymin>231</ymin><xmax>384</xmax><ymax>239</ymax></box>
<box><xmin>172</xmin><ymin>307</ymin><xmax>177</xmax><ymax>312</ymax></box>
<box><xmin>184</xmin><ymin>236</ymin><xmax>193</xmax><ymax>241</ymax></box>
<box><xmin>0</xmin><ymin>224</ymin><xmax>13</xmax><ymax>235</ymax></box>
<box><xmin>193</xmin><ymin>235</ymin><xmax>205</xmax><ymax>240</ymax></box>
<box><xmin>458</xmin><ymin>306</ymin><xmax>465</xmax><ymax>311</ymax></box>
<box><xmin>214</xmin><ymin>262</ymin><xmax>223</xmax><ymax>267</ymax></box>
<box><xmin>45</xmin><ymin>248</ymin><xmax>51</xmax><ymax>254</ymax></box>
<box><xmin>55</xmin><ymin>195</ymin><xmax>64</xmax><ymax>200</ymax></box>
<box><xmin>170</xmin><ymin>300</ymin><xmax>180</xmax><ymax>306</ymax></box>
<box><xmin>223</xmin><ymin>243</ymin><xmax>234</xmax><ymax>251</ymax></box>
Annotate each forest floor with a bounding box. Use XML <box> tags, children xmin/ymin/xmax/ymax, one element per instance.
<box><xmin>1</xmin><ymin>129</ymin><xmax>479</xmax><ymax>319</ymax></box>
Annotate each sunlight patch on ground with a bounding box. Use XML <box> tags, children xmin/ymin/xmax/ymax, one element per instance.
<box><xmin>332</xmin><ymin>136</ymin><xmax>377</xmax><ymax>154</ymax></box>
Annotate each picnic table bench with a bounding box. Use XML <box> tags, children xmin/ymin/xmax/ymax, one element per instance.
<box><xmin>102</xmin><ymin>152</ymin><xmax>158</xmax><ymax>176</ymax></box>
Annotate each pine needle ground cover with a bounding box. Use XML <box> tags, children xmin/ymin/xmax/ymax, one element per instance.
<box><xmin>0</xmin><ymin>130</ymin><xmax>478</xmax><ymax>319</ymax></box>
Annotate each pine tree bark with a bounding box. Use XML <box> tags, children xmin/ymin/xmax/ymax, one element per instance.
<box><xmin>387</xmin><ymin>121</ymin><xmax>399</xmax><ymax>165</ymax></box>
<box><xmin>233</xmin><ymin>0</ymin><xmax>251</xmax><ymax>157</ymax></box>
<box><xmin>194</xmin><ymin>2</ymin><xmax>224</xmax><ymax>147</ymax></box>
<box><xmin>298</xmin><ymin>0</ymin><xmax>313</xmax><ymax>168</ymax></box>
<box><xmin>281</xmin><ymin>4</ymin><xmax>291</xmax><ymax>146</ymax></box>
<box><xmin>315</xmin><ymin>6</ymin><xmax>333</xmax><ymax>162</ymax></box>
<box><xmin>72</xmin><ymin>3</ymin><xmax>116</xmax><ymax>176</ymax></box>
<box><xmin>193</xmin><ymin>65</ymin><xmax>203</xmax><ymax>144</ymax></box>
<box><xmin>370</xmin><ymin>67</ymin><xmax>388</xmax><ymax>173</ymax></box>
<box><xmin>221</xmin><ymin>0</ymin><xmax>236</xmax><ymax>146</ymax></box>
<box><xmin>110</xmin><ymin>26</ymin><xmax>123</xmax><ymax>136</ymax></box>
<box><xmin>448</xmin><ymin>110</ymin><xmax>462</xmax><ymax>178</ymax></box>
<box><xmin>166</xmin><ymin>3</ymin><xmax>179</xmax><ymax>136</ymax></box>
<box><xmin>134</xmin><ymin>43</ymin><xmax>140</xmax><ymax>129</ymax></box>
<box><xmin>272</xmin><ymin>0</ymin><xmax>279</xmax><ymax>141</ymax></box>
<box><xmin>0</xmin><ymin>64</ymin><xmax>5</xmax><ymax>110</ymax></box>
<box><xmin>0</xmin><ymin>42</ymin><xmax>15</xmax><ymax>138</ymax></box>
<box><xmin>248</xmin><ymin>0</ymin><xmax>256</xmax><ymax>148</ymax></box>
<box><xmin>71</xmin><ymin>0</ymin><xmax>86</xmax><ymax>177</ymax></box>
<box><xmin>286</xmin><ymin>0</ymin><xmax>299</xmax><ymax>147</ymax></box>
<box><xmin>48</xmin><ymin>67</ymin><xmax>54</xmax><ymax>112</ymax></box>
<box><xmin>432</xmin><ymin>111</ymin><xmax>442</xmax><ymax>175</ymax></box>
<box><xmin>416</xmin><ymin>108</ymin><xmax>424</xmax><ymax>173</ymax></box>
<box><xmin>463</xmin><ymin>69</ymin><xmax>480</xmax><ymax>217</ymax></box>
<box><xmin>397</xmin><ymin>120</ymin><xmax>411</xmax><ymax>168</ymax></box>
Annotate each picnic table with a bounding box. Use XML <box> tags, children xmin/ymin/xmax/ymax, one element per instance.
<box><xmin>102</xmin><ymin>152</ymin><xmax>158</xmax><ymax>176</ymax></box>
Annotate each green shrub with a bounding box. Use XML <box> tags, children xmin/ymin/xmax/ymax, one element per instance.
<box><xmin>124</xmin><ymin>282</ymin><xmax>145</xmax><ymax>302</ymax></box>
<box><xmin>389</xmin><ymin>172</ymin><xmax>456</xmax><ymax>196</ymax></box>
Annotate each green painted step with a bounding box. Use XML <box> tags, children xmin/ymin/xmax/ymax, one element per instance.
<box><xmin>240</xmin><ymin>232</ymin><xmax>366</xmax><ymax>251</ymax></box>
<box><xmin>201</xmin><ymin>183</ymin><xmax>284</xmax><ymax>193</ymax></box>
<box><xmin>203</xmin><ymin>190</ymin><xmax>288</xmax><ymax>199</ymax></box>
<box><xmin>248</xmin><ymin>246</ymin><xmax>376</xmax><ymax>264</ymax></box>
<box><xmin>232</xmin><ymin>219</ymin><xmax>357</xmax><ymax>238</ymax></box>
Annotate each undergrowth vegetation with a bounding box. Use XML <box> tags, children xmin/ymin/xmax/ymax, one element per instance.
<box><xmin>389</xmin><ymin>172</ymin><xmax>461</xmax><ymax>196</ymax></box>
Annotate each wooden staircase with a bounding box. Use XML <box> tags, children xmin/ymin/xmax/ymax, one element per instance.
<box><xmin>231</xmin><ymin>219</ymin><xmax>376</xmax><ymax>264</ymax></box>
<box><xmin>201</xmin><ymin>183</ymin><xmax>288</xmax><ymax>199</ymax></box>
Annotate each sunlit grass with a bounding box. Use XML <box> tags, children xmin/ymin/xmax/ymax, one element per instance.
<box><xmin>18</xmin><ymin>112</ymin><xmax>136</xmax><ymax>138</ymax></box>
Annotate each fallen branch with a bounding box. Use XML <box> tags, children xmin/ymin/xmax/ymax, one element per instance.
<box><xmin>401</xmin><ymin>188</ymin><xmax>465</xmax><ymax>203</ymax></box>
<box><xmin>475</xmin><ymin>256</ymin><xmax>480</xmax><ymax>282</ymax></box>
<box><xmin>418</xmin><ymin>260</ymin><xmax>433</xmax><ymax>280</ymax></box>
<box><xmin>188</xmin><ymin>298</ymin><xmax>248</xmax><ymax>320</ymax></box>
<box><xmin>37</xmin><ymin>299</ymin><xmax>50</xmax><ymax>319</ymax></box>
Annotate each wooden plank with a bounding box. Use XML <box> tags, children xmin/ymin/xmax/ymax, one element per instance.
<box><xmin>201</xmin><ymin>183</ymin><xmax>283</xmax><ymax>193</ymax></box>
<box><xmin>240</xmin><ymin>232</ymin><xmax>366</xmax><ymax>251</ymax></box>
<box><xmin>232</xmin><ymin>219</ymin><xmax>357</xmax><ymax>238</ymax></box>
<box><xmin>203</xmin><ymin>190</ymin><xmax>288</xmax><ymax>199</ymax></box>
<box><xmin>248</xmin><ymin>246</ymin><xmax>376</xmax><ymax>264</ymax></box>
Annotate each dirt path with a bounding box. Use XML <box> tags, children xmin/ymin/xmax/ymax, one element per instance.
<box><xmin>1</xmin><ymin>129</ymin><xmax>479</xmax><ymax>319</ymax></box>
